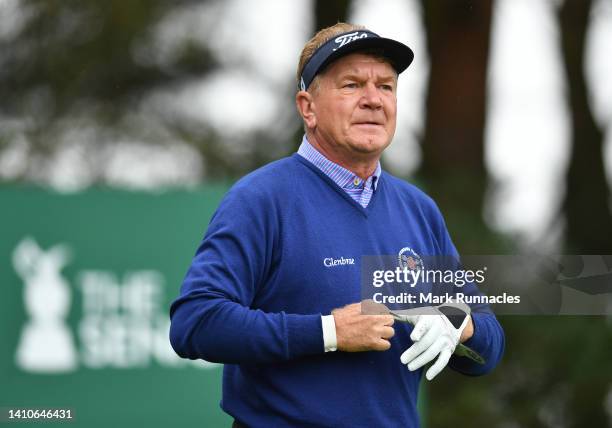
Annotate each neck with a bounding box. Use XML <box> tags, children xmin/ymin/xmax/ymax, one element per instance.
<box><xmin>306</xmin><ymin>133</ymin><xmax>380</xmax><ymax>180</ymax></box>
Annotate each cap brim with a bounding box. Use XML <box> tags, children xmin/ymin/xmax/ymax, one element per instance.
<box><xmin>318</xmin><ymin>37</ymin><xmax>414</xmax><ymax>76</ymax></box>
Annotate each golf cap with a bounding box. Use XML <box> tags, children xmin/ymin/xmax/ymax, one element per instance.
<box><xmin>299</xmin><ymin>29</ymin><xmax>414</xmax><ymax>91</ymax></box>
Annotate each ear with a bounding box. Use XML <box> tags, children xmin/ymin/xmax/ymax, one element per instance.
<box><xmin>295</xmin><ymin>90</ymin><xmax>317</xmax><ymax>129</ymax></box>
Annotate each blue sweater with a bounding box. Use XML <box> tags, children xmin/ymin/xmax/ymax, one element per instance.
<box><xmin>170</xmin><ymin>154</ymin><xmax>505</xmax><ymax>428</ymax></box>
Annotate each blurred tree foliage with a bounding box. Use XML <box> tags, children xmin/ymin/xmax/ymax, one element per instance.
<box><xmin>0</xmin><ymin>1</ymin><xmax>214</xmax><ymax>129</ymax></box>
<box><xmin>559</xmin><ymin>0</ymin><xmax>612</xmax><ymax>254</ymax></box>
<box><xmin>0</xmin><ymin>0</ymin><xmax>214</xmax><ymax>118</ymax></box>
<box><xmin>315</xmin><ymin>0</ymin><xmax>351</xmax><ymax>31</ymax></box>
<box><xmin>0</xmin><ymin>0</ymin><xmax>295</xmax><ymax>181</ymax></box>
<box><xmin>417</xmin><ymin>1</ymin><xmax>612</xmax><ymax>427</ymax></box>
<box><xmin>417</xmin><ymin>0</ymin><xmax>505</xmax><ymax>254</ymax></box>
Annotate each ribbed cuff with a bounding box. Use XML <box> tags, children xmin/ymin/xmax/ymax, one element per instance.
<box><xmin>286</xmin><ymin>313</ymin><xmax>325</xmax><ymax>358</ymax></box>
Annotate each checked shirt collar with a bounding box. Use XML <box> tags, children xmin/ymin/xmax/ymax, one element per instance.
<box><xmin>297</xmin><ymin>135</ymin><xmax>381</xmax><ymax>207</ymax></box>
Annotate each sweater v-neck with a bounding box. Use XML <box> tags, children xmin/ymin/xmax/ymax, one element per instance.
<box><xmin>292</xmin><ymin>154</ymin><xmax>382</xmax><ymax>218</ymax></box>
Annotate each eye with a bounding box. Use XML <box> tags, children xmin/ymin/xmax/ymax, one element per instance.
<box><xmin>343</xmin><ymin>82</ymin><xmax>359</xmax><ymax>89</ymax></box>
<box><xmin>380</xmin><ymin>84</ymin><xmax>394</xmax><ymax>91</ymax></box>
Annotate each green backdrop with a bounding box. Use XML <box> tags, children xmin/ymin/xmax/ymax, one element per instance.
<box><xmin>0</xmin><ymin>185</ymin><xmax>232</xmax><ymax>427</ymax></box>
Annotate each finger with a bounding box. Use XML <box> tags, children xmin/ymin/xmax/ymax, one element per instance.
<box><xmin>380</xmin><ymin>326</ymin><xmax>395</xmax><ymax>339</ymax></box>
<box><xmin>407</xmin><ymin>339</ymin><xmax>444</xmax><ymax>371</ymax></box>
<box><xmin>410</xmin><ymin>315</ymin><xmax>434</xmax><ymax>341</ymax></box>
<box><xmin>425</xmin><ymin>347</ymin><xmax>453</xmax><ymax>381</ymax></box>
<box><xmin>364</xmin><ymin>314</ymin><xmax>394</xmax><ymax>325</ymax></box>
<box><xmin>374</xmin><ymin>339</ymin><xmax>391</xmax><ymax>351</ymax></box>
<box><xmin>400</xmin><ymin>342</ymin><xmax>426</xmax><ymax>365</ymax></box>
<box><xmin>400</xmin><ymin>323</ymin><xmax>440</xmax><ymax>365</ymax></box>
<box><xmin>380</xmin><ymin>315</ymin><xmax>394</xmax><ymax>326</ymax></box>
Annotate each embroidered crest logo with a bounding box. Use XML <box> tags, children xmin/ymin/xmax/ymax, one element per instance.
<box><xmin>398</xmin><ymin>247</ymin><xmax>424</xmax><ymax>273</ymax></box>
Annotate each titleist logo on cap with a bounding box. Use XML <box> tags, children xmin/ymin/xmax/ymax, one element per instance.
<box><xmin>298</xmin><ymin>29</ymin><xmax>413</xmax><ymax>91</ymax></box>
<box><xmin>333</xmin><ymin>31</ymin><xmax>369</xmax><ymax>51</ymax></box>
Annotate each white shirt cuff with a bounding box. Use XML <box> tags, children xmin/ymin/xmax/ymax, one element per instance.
<box><xmin>321</xmin><ymin>314</ymin><xmax>337</xmax><ymax>352</ymax></box>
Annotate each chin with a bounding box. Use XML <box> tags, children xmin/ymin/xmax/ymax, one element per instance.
<box><xmin>348</xmin><ymin>134</ymin><xmax>391</xmax><ymax>154</ymax></box>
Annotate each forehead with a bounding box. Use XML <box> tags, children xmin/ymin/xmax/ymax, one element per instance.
<box><xmin>323</xmin><ymin>52</ymin><xmax>397</xmax><ymax>78</ymax></box>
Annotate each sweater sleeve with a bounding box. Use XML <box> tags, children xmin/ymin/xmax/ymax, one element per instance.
<box><xmin>425</xmin><ymin>195</ymin><xmax>506</xmax><ymax>376</ymax></box>
<box><xmin>448</xmin><ymin>312</ymin><xmax>505</xmax><ymax>375</ymax></box>
<box><xmin>169</xmin><ymin>185</ymin><xmax>324</xmax><ymax>364</ymax></box>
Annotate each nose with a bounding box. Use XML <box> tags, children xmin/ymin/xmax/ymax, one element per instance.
<box><xmin>359</xmin><ymin>82</ymin><xmax>383</xmax><ymax>110</ymax></box>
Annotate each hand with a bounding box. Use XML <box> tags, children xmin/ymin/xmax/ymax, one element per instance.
<box><xmin>332</xmin><ymin>302</ymin><xmax>395</xmax><ymax>352</ymax></box>
<box><xmin>398</xmin><ymin>301</ymin><xmax>471</xmax><ymax>380</ymax></box>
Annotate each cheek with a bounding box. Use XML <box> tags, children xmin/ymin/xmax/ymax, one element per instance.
<box><xmin>385</xmin><ymin>100</ymin><xmax>398</xmax><ymax>125</ymax></box>
<box><xmin>333</xmin><ymin>104</ymin><xmax>354</xmax><ymax>130</ymax></box>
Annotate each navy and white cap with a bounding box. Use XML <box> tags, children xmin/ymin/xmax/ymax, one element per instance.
<box><xmin>299</xmin><ymin>29</ymin><xmax>414</xmax><ymax>91</ymax></box>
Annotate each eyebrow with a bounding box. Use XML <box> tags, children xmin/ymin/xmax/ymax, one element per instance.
<box><xmin>338</xmin><ymin>69</ymin><xmax>397</xmax><ymax>82</ymax></box>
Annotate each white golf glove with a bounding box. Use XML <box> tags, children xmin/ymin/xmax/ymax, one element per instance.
<box><xmin>397</xmin><ymin>301</ymin><xmax>471</xmax><ymax>381</ymax></box>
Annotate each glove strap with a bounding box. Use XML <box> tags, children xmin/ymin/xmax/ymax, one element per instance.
<box><xmin>436</xmin><ymin>300</ymin><xmax>470</xmax><ymax>331</ymax></box>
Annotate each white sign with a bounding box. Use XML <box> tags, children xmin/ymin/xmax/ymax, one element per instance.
<box><xmin>12</xmin><ymin>237</ymin><xmax>216</xmax><ymax>373</ymax></box>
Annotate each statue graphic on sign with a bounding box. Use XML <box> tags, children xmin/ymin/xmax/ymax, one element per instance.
<box><xmin>13</xmin><ymin>237</ymin><xmax>77</xmax><ymax>373</ymax></box>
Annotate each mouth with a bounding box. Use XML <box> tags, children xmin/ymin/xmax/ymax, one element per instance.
<box><xmin>354</xmin><ymin>121</ymin><xmax>383</xmax><ymax>126</ymax></box>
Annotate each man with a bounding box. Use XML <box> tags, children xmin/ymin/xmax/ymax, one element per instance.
<box><xmin>170</xmin><ymin>23</ymin><xmax>504</xmax><ymax>428</ymax></box>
